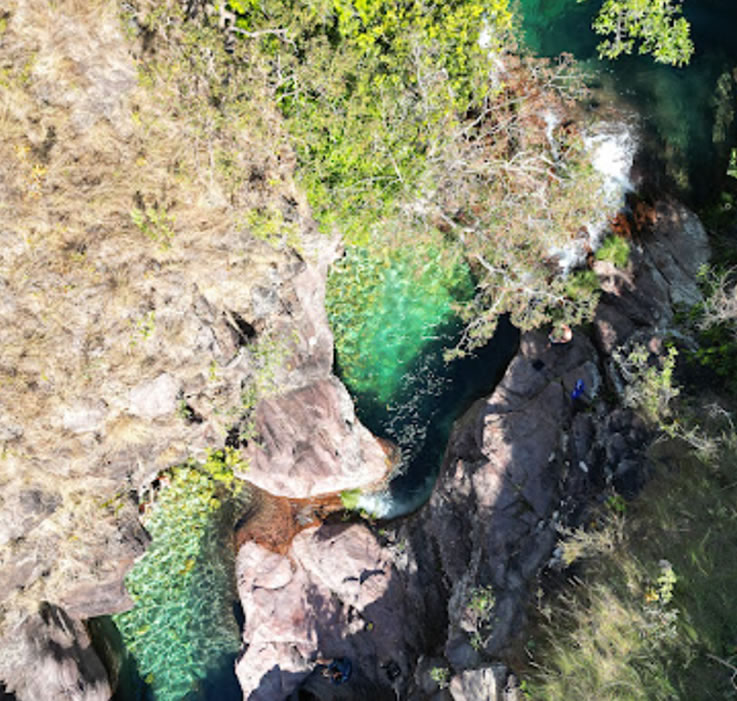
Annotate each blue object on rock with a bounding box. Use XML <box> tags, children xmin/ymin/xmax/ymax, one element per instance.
<box><xmin>328</xmin><ymin>658</ymin><xmax>352</xmax><ymax>685</ymax></box>
<box><xmin>571</xmin><ymin>379</ymin><xmax>585</xmax><ymax>400</ymax></box>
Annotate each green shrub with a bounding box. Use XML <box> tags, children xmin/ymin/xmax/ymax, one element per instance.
<box><xmin>226</xmin><ymin>0</ymin><xmax>606</xmax><ymax>352</ymax></box>
<box><xmin>613</xmin><ymin>344</ymin><xmax>679</xmax><ymax>425</ymax></box>
<box><xmin>595</xmin><ymin>234</ymin><xmax>630</xmax><ymax>268</ymax></box>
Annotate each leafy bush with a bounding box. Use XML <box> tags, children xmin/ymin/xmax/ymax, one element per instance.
<box><xmin>613</xmin><ymin>344</ymin><xmax>679</xmax><ymax>425</ymax></box>
<box><xmin>228</xmin><ymin>0</ymin><xmax>607</xmax><ymax>352</ymax></box>
<box><xmin>581</xmin><ymin>0</ymin><xmax>694</xmax><ymax>66</ymax></box>
<box><xmin>678</xmin><ymin>267</ymin><xmax>737</xmax><ymax>395</ymax></box>
<box><xmin>595</xmin><ymin>233</ymin><xmax>630</xmax><ymax>268</ymax></box>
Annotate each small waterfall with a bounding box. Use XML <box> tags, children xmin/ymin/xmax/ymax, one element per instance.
<box><xmin>550</xmin><ymin>119</ymin><xmax>639</xmax><ymax>271</ymax></box>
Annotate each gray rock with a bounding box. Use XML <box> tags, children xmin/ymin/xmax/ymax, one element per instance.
<box><xmin>450</xmin><ymin>664</ymin><xmax>507</xmax><ymax>701</ymax></box>
<box><xmin>0</xmin><ymin>604</ymin><xmax>112</xmax><ymax>701</ymax></box>
<box><xmin>236</xmin><ymin>523</ymin><xmax>420</xmax><ymax>700</ymax></box>
<box><xmin>0</xmin><ymin>488</ymin><xmax>60</xmax><ymax>548</ymax></box>
<box><xmin>595</xmin><ymin>199</ymin><xmax>709</xmax><ymax>342</ymax></box>
<box><xmin>415</xmin><ymin>331</ymin><xmax>595</xmax><ymax>659</ymax></box>
<box><xmin>127</xmin><ymin>373</ymin><xmax>180</xmax><ymax>420</ymax></box>
<box><xmin>62</xmin><ymin>401</ymin><xmax>107</xmax><ymax>434</ymax></box>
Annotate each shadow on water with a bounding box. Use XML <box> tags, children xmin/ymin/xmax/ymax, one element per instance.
<box><xmin>519</xmin><ymin>0</ymin><xmax>737</xmax><ymax>206</ymax></box>
<box><xmin>339</xmin><ymin>314</ymin><xmax>519</xmax><ymax>516</ymax></box>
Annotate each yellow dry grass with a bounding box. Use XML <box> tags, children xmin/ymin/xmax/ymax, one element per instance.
<box><xmin>0</xmin><ymin>0</ymin><xmax>307</xmax><ymax>620</ymax></box>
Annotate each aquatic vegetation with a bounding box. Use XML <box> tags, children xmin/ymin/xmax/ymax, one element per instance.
<box><xmin>113</xmin><ymin>451</ymin><xmax>248</xmax><ymax>701</ymax></box>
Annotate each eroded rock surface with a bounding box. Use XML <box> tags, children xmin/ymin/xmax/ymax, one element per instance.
<box><xmin>594</xmin><ymin>198</ymin><xmax>710</xmax><ymax>353</ymax></box>
<box><xmin>414</xmin><ymin>330</ymin><xmax>600</xmax><ymax>666</ymax></box>
<box><xmin>244</xmin><ymin>377</ymin><xmax>391</xmax><ymax>498</ymax></box>
<box><xmin>0</xmin><ymin>604</ymin><xmax>112</xmax><ymax>701</ymax></box>
<box><xmin>236</xmin><ymin>524</ymin><xmax>422</xmax><ymax>700</ymax></box>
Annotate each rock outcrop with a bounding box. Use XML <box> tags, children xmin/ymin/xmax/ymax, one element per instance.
<box><xmin>230</xmin><ymin>196</ymin><xmax>711</xmax><ymax>700</ymax></box>
<box><xmin>236</xmin><ymin>523</ymin><xmax>423</xmax><ymax>700</ymax></box>
<box><xmin>0</xmin><ymin>3</ymin><xmax>389</xmax><ymax>698</ymax></box>
<box><xmin>415</xmin><ymin>330</ymin><xmax>599</xmax><ymax>667</ymax></box>
<box><xmin>243</xmin><ymin>377</ymin><xmax>391</xmax><ymax>498</ymax></box>
<box><xmin>0</xmin><ymin>604</ymin><xmax>112</xmax><ymax>701</ymax></box>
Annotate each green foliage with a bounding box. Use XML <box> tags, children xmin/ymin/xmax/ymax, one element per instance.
<box><xmin>606</xmin><ymin>492</ymin><xmax>627</xmax><ymax>514</ymax></box>
<box><xmin>112</xmin><ymin>453</ymin><xmax>248</xmax><ymax>701</ymax></box>
<box><xmin>430</xmin><ymin>666</ymin><xmax>450</xmax><ymax>689</ymax></box>
<box><xmin>227</xmin><ymin>0</ymin><xmax>605</xmax><ymax>351</ymax></box>
<box><xmin>241</xmin><ymin>207</ymin><xmax>301</xmax><ymax>251</ymax></box>
<box><xmin>130</xmin><ymin>204</ymin><xmax>175</xmax><ymax>249</ymax></box>
<box><xmin>613</xmin><ymin>344</ymin><xmax>679</xmax><ymax>425</ymax></box>
<box><xmin>729</xmin><ymin>148</ymin><xmax>737</xmax><ymax>179</ymax></box>
<box><xmin>679</xmin><ymin>267</ymin><xmax>737</xmax><ymax>395</ymax></box>
<box><xmin>581</xmin><ymin>0</ymin><xmax>694</xmax><ymax>66</ymax></box>
<box><xmin>339</xmin><ymin>488</ymin><xmax>362</xmax><ymax>510</ymax></box>
<box><xmin>225</xmin><ymin>0</ymin><xmax>514</xmax><ymax>243</ymax></box>
<box><xmin>466</xmin><ymin>584</ymin><xmax>496</xmax><ymax>651</ymax></box>
<box><xmin>595</xmin><ymin>233</ymin><xmax>630</xmax><ymax>268</ymax></box>
<box><xmin>526</xmin><ymin>421</ymin><xmax>737</xmax><ymax>700</ymax></box>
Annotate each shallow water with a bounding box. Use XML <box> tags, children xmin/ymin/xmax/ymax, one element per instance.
<box><xmin>107</xmin><ymin>470</ymin><xmax>246</xmax><ymax>701</ymax></box>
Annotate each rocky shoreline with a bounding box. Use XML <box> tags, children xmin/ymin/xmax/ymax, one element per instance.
<box><xmin>0</xmin><ymin>193</ymin><xmax>710</xmax><ymax>701</ymax></box>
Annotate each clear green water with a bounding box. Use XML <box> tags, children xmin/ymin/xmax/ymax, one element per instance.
<box><xmin>327</xmin><ymin>242</ymin><xmax>474</xmax><ymax>405</ymax></box>
<box><xmin>110</xmin><ymin>467</ymin><xmax>244</xmax><ymax>701</ymax></box>
<box><xmin>327</xmin><ymin>241</ymin><xmax>519</xmax><ymax>517</ymax></box>
<box><xmin>518</xmin><ymin>0</ymin><xmax>737</xmax><ymax>204</ymax></box>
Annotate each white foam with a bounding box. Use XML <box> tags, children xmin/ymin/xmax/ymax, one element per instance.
<box><xmin>550</xmin><ymin>120</ymin><xmax>638</xmax><ymax>271</ymax></box>
<box><xmin>356</xmin><ymin>472</ymin><xmax>436</xmax><ymax>520</ymax></box>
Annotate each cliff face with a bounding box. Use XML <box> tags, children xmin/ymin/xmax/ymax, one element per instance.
<box><xmin>0</xmin><ymin>3</ymin><xmax>390</xmax><ymax>698</ymax></box>
<box><xmin>0</xmin><ymin>2</ymin><xmax>715</xmax><ymax>699</ymax></box>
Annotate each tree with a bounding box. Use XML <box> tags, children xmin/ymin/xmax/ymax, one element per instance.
<box><xmin>582</xmin><ymin>0</ymin><xmax>694</xmax><ymax>66</ymax></box>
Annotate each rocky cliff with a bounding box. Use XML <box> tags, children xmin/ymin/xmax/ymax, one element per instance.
<box><xmin>0</xmin><ymin>1</ymin><xmax>713</xmax><ymax>698</ymax></box>
<box><xmin>0</xmin><ymin>2</ymin><xmax>390</xmax><ymax>697</ymax></box>
<box><xmin>232</xmin><ymin>197</ymin><xmax>709</xmax><ymax>701</ymax></box>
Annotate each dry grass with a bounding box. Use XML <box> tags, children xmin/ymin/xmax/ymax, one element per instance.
<box><xmin>0</xmin><ymin>0</ymin><xmax>310</xmax><ymax>621</ymax></box>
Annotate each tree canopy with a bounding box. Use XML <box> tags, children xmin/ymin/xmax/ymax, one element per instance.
<box><xmin>584</xmin><ymin>0</ymin><xmax>694</xmax><ymax>66</ymax></box>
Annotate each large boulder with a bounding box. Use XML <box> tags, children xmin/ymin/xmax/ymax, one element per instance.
<box><xmin>415</xmin><ymin>331</ymin><xmax>599</xmax><ymax>666</ymax></box>
<box><xmin>236</xmin><ymin>523</ymin><xmax>422</xmax><ymax>700</ymax></box>
<box><xmin>243</xmin><ymin>377</ymin><xmax>392</xmax><ymax>498</ymax></box>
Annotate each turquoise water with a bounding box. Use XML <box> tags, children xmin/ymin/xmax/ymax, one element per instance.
<box><xmin>327</xmin><ymin>243</ymin><xmax>519</xmax><ymax>518</ymax></box>
<box><xmin>519</xmin><ymin>0</ymin><xmax>737</xmax><ymax>204</ymax></box>
<box><xmin>110</xmin><ymin>467</ymin><xmax>245</xmax><ymax>701</ymax></box>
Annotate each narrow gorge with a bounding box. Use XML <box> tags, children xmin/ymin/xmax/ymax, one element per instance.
<box><xmin>1</xmin><ymin>1</ymin><xmax>737</xmax><ymax>700</ymax></box>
